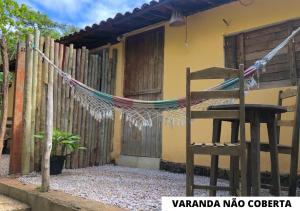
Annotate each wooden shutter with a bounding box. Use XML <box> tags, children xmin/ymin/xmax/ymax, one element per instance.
<box><xmin>225</xmin><ymin>19</ymin><xmax>300</xmax><ymax>88</ymax></box>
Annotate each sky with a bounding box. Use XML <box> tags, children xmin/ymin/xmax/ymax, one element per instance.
<box><xmin>16</xmin><ymin>0</ymin><xmax>153</xmax><ymax>28</ymax></box>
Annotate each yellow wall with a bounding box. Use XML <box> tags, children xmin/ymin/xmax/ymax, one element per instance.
<box><xmin>163</xmin><ymin>0</ymin><xmax>300</xmax><ymax>173</ymax></box>
<box><xmin>111</xmin><ymin>0</ymin><xmax>300</xmax><ymax>173</ymax></box>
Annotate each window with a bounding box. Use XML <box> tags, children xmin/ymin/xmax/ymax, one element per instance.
<box><xmin>224</xmin><ymin>19</ymin><xmax>300</xmax><ymax>88</ymax></box>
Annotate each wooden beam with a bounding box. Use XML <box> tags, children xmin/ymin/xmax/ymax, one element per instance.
<box><xmin>9</xmin><ymin>42</ymin><xmax>26</xmax><ymax>174</ymax></box>
<box><xmin>22</xmin><ymin>34</ymin><xmax>34</xmax><ymax>175</ymax></box>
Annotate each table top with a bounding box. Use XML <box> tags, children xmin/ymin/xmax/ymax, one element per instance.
<box><xmin>208</xmin><ymin>104</ymin><xmax>287</xmax><ymax>114</ymax></box>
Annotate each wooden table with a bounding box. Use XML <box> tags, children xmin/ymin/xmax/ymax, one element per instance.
<box><xmin>209</xmin><ymin>104</ymin><xmax>287</xmax><ymax>196</ymax></box>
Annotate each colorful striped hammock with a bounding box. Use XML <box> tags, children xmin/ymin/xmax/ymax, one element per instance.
<box><xmin>33</xmin><ymin>26</ymin><xmax>300</xmax><ymax>128</ymax></box>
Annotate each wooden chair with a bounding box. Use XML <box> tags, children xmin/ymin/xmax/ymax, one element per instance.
<box><xmin>248</xmin><ymin>85</ymin><xmax>300</xmax><ymax>196</ymax></box>
<box><xmin>186</xmin><ymin>64</ymin><xmax>247</xmax><ymax>196</ymax></box>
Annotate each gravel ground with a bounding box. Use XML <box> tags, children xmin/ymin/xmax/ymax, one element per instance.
<box><xmin>18</xmin><ymin>164</ymin><xmax>299</xmax><ymax>211</ymax></box>
<box><xmin>0</xmin><ymin>155</ymin><xmax>9</xmax><ymax>176</ymax></box>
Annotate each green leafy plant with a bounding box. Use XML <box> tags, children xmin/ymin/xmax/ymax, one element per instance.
<box><xmin>0</xmin><ymin>0</ymin><xmax>78</xmax><ymax>61</ymax></box>
<box><xmin>0</xmin><ymin>72</ymin><xmax>13</xmax><ymax>84</ymax></box>
<box><xmin>35</xmin><ymin>129</ymin><xmax>86</xmax><ymax>157</ymax></box>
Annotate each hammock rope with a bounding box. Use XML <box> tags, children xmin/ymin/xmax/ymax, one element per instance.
<box><xmin>31</xmin><ymin>26</ymin><xmax>300</xmax><ymax>129</ymax></box>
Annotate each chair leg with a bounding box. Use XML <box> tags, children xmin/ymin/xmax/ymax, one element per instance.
<box><xmin>209</xmin><ymin>155</ymin><xmax>219</xmax><ymax>196</ymax></box>
<box><xmin>246</xmin><ymin>144</ymin><xmax>252</xmax><ymax>195</ymax></box>
<box><xmin>209</xmin><ymin>120</ymin><xmax>222</xmax><ymax>196</ymax></box>
<box><xmin>230</xmin><ymin>156</ymin><xmax>239</xmax><ymax>196</ymax></box>
<box><xmin>267</xmin><ymin>119</ymin><xmax>281</xmax><ymax>196</ymax></box>
<box><xmin>230</xmin><ymin>121</ymin><xmax>239</xmax><ymax>196</ymax></box>
<box><xmin>288</xmin><ymin>124</ymin><xmax>300</xmax><ymax>196</ymax></box>
<box><xmin>186</xmin><ymin>151</ymin><xmax>194</xmax><ymax>196</ymax></box>
<box><xmin>240</xmin><ymin>151</ymin><xmax>248</xmax><ymax>196</ymax></box>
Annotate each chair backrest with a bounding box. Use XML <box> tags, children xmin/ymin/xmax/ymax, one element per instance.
<box><xmin>277</xmin><ymin>85</ymin><xmax>300</xmax><ymax>144</ymax></box>
<box><xmin>186</xmin><ymin>65</ymin><xmax>246</xmax><ymax>146</ymax></box>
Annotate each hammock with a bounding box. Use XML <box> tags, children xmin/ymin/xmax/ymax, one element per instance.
<box><xmin>32</xmin><ymin>26</ymin><xmax>300</xmax><ymax>129</ymax></box>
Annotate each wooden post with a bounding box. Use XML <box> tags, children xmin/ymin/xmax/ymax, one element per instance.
<box><xmin>109</xmin><ymin>49</ymin><xmax>118</xmax><ymax>156</ymax></box>
<box><xmin>101</xmin><ymin>49</ymin><xmax>109</xmax><ymax>163</ymax></box>
<box><xmin>9</xmin><ymin>42</ymin><xmax>26</xmax><ymax>174</ymax></box>
<box><xmin>30</xmin><ymin>29</ymin><xmax>40</xmax><ymax>171</ymax></box>
<box><xmin>95</xmin><ymin>55</ymin><xmax>102</xmax><ymax>165</ymax></box>
<box><xmin>77</xmin><ymin>47</ymin><xmax>87</xmax><ymax>168</ymax></box>
<box><xmin>65</xmin><ymin>48</ymin><xmax>76</xmax><ymax>168</ymax></box>
<box><xmin>22</xmin><ymin>34</ymin><xmax>34</xmax><ymax>175</ymax></box>
<box><xmin>56</xmin><ymin>44</ymin><xmax>64</xmax><ymax>129</ymax></box>
<box><xmin>70</xmin><ymin>48</ymin><xmax>81</xmax><ymax>168</ymax></box>
<box><xmin>0</xmin><ymin>38</ymin><xmax>10</xmax><ymax>159</ymax></box>
<box><xmin>53</xmin><ymin>42</ymin><xmax>59</xmax><ymax>129</ymax></box>
<box><xmin>41</xmin><ymin>38</ymin><xmax>54</xmax><ymax>192</ymax></box>
<box><xmin>61</xmin><ymin>46</ymin><xmax>69</xmax><ymax>132</ymax></box>
<box><xmin>34</xmin><ymin>36</ymin><xmax>45</xmax><ymax>171</ymax></box>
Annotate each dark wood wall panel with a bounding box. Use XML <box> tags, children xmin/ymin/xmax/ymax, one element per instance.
<box><xmin>225</xmin><ymin>19</ymin><xmax>300</xmax><ymax>87</ymax></box>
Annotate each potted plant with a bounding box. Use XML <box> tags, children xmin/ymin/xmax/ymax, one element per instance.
<box><xmin>35</xmin><ymin>129</ymin><xmax>86</xmax><ymax>175</ymax></box>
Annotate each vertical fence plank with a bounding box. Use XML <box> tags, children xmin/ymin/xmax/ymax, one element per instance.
<box><xmin>106</xmin><ymin>58</ymin><xmax>113</xmax><ymax>163</ymax></box>
<box><xmin>39</xmin><ymin>37</ymin><xmax>50</xmax><ymax>172</ymax></box>
<box><xmin>61</xmin><ymin>46</ymin><xmax>70</xmax><ymax>132</ymax></box>
<box><xmin>102</xmin><ymin>49</ymin><xmax>110</xmax><ymax>163</ymax></box>
<box><xmin>69</xmin><ymin>49</ymin><xmax>81</xmax><ymax>168</ymax></box>
<box><xmin>34</xmin><ymin>36</ymin><xmax>45</xmax><ymax>171</ymax></box>
<box><xmin>68</xmin><ymin>48</ymin><xmax>76</xmax><ymax>133</ymax></box>
<box><xmin>91</xmin><ymin>56</ymin><xmax>99</xmax><ymax>165</ymax></box>
<box><xmin>80</xmin><ymin>48</ymin><xmax>89</xmax><ymax>167</ymax></box>
<box><xmin>86</xmin><ymin>55</ymin><xmax>93</xmax><ymax>166</ymax></box>
<box><xmin>22</xmin><ymin>34</ymin><xmax>34</xmax><ymax>174</ymax></box>
<box><xmin>56</xmin><ymin>44</ymin><xmax>64</xmax><ymax>130</ymax></box>
<box><xmin>95</xmin><ymin>55</ymin><xmax>102</xmax><ymax>165</ymax></box>
<box><xmin>30</xmin><ymin>30</ymin><xmax>40</xmax><ymax>171</ymax></box>
<box><xmin>74</xmin><ymin>47</ymin><xmax>86</xmax><ymax>168</ymax></box>
<box><xmin>10</xmin><ymin>42</ymin><xmax>26</xmax><ymax>174</ymax></box>
<box><xmin>65</xmin><ymin>44</ymin><xmax>73</xmax><ymax>133</ymax></box>
<box><xmin>77</xmin><ymin>47</ymin><xmax>85</xmax><ymax>168</ymax></box>
<box><xmin>53</xmin><ymin>42</ymin><xmax>59</xmax><ymax>129</ymax></box>
<box><xmin>91</xmin><ymin>55</ymin><xmax>99</xmax><ymax>165</ymax></box>
<box><xmin>109</xmin><ymin>49</ymin><xmax>118</xmax><ymax>155</ymax></box>
<box><xmin>65</xmin><ymin>48</ymin><xmax>76</xmax><ymax>168</ymax></box>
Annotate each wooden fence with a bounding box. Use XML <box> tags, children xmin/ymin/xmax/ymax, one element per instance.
<box><xmin>13</xmin><ymin>34</ymin><xmax>118</xmax><ymax>173</ymax></box>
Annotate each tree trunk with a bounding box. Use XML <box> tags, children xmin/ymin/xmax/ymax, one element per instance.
<box><xmin>0</xmin><ymin>37</ymin><xmax>9</xmax><ymax>159</ymax></box>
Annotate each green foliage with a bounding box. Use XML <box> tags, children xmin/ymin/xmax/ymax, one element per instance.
<box><xmin>0</xmin><ymin>0</ymin><xmax>77</xmax><ymax>60</ymax></box>
<box><xmin>0</xmin><ymin>72</ymin><xmax>13</xmax><ymax>85</ymax></box>
<box><xmin>35</xmin><ymin>129</ymin><xmax>86</xmax><ymax>157</ymax></box>
<box><xmin>60</xmin><ymin>24</ymin><xmax>80</xmax><ymax>37</ymax></box>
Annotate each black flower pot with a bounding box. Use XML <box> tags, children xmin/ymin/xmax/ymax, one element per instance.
<box><xmin>50</xmin><ymin>155</ymin><xmax>65</xmax><ymax>175</ymax></box>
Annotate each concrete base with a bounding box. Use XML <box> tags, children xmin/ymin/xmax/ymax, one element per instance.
<box><xmin>0</xmin><ymin>178</ymin><xmax>124</xmax><ymax>211</ymax></box>
<box><xmin>117</xmin><ymin>155</ymin><xmax>160</xmax><ymax>170</ymax></box>
<box><xmin>0</xmin><ymin>194</ymin><xmax>30</xmax><ymax>211</ymax></box>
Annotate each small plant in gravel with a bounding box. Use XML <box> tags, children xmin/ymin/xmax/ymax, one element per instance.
<box><xmin>35</xmin><ymin>129</ymin><xmax>85</xmax><ymax>156</ymax></box>
<box><xmin>35</xmin><ymin>129</ymin><xmax>86</xmax><ymax>174</ymax></box>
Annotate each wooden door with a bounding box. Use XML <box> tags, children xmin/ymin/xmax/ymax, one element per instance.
<box><xmin>121</xmin><ymin>27</ymin><xmax>164</xmax><ymax>158</ymax></box>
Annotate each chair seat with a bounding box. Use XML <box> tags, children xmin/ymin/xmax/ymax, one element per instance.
<box><xmin>189</xmin><ymin>142</ymin><xmax>241</xmax><ymax>156</ymax></box>
<box><xmin>246</xmin><ymin>141</ymin><xmax>292</xmax><ymax>154</ymax></box>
